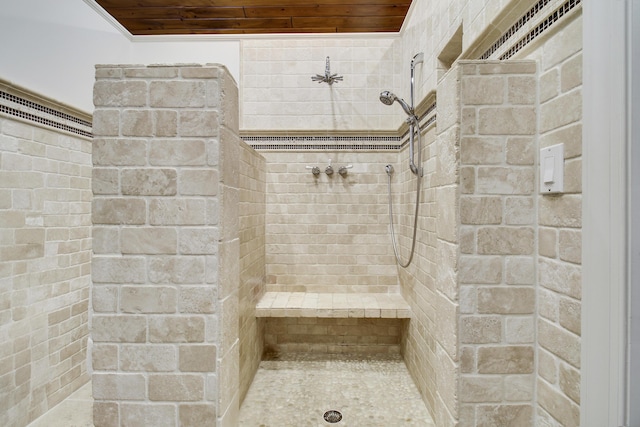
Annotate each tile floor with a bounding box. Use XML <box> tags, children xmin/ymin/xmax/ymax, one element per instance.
<box><xmin>27</xmin><ymin>382</ymin><xmax>93</xmax><ymax>427</ymax></box>
<box><xmin>26</xmin><ymin>353</ymin><xmax>434</xmax><ymax>427</ymax></box>
<box><xmin>239</xmin><ymin>353</ymin><xmax>435</xmax><ymax>427</ymax></box>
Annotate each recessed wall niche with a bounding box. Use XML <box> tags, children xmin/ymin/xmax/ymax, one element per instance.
<box><xmin>437</xmin><ymin>24</ymin><xmax>464</xmax><ymax>79</ymax></box>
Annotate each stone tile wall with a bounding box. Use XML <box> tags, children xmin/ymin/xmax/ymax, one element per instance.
<box><xmin>456</xmin><ymin>60</ymin><xmax>538</xmax><ymax>426</ymax></box>
<box><xmin>0</xmin><ymin>104</ymin><xmax>92</xmax><ymax>425</ymax></box>
<box><xmin>241</xmin><ymin>38</ymin><xmax>401</xmax><ymax>131</ymax></box>
<box><xmin>238</xmin><ymin>141</ymin><xmax>265</xmax><ymax>403</ymax></box>
<box><xmin>264</xmin><ymin>317</ymin><xmax>404</xmax><ymax>355</ymax></box>
<box><xmin>396</xmin><ymin>125</ymin><xmax>443</xmax><ymax>422</ymax></box>
<box><xmin>91</xmin><ymin>64</ymin><xmax>240</xmax><ymax>427</ymax></box>
<box><xmin>400</xmin><ymin>60</ymin><xmax>538</xmax><ymax>427</ymax></box>
<box><xmin>533</xmin><ymin>14</ymin><xmax>582</xmax><ymax>427</ymax></box>
<box><xmin>260</xmin><ymin>150</ymin><xmax>399</xmax><ymax>294</ymax></box>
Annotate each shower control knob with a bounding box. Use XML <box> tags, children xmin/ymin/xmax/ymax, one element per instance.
<box><xmin>338</xmin><ymin>164</ymin><xmax>353</xmax><ymax>177</ymax></box>
<box><xmin>325</xmin><ymin>165</ymin><xmax>334</xmax><ymax>175</ymax></box>
<box><xmin>306</xmin><ymin>166</ymin><xmax>321</xmax><ymax>176</ymax></box>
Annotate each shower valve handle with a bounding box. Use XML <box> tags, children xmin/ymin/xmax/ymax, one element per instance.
<box><xmin>305</xmin><ymin>166</ymin><xmax>321</xmax><ymax>176</ymax></box>
<box><xmin>338</xmin><ymin>164</ymin><xmax>353</xmax><ymax>177</ymax></box>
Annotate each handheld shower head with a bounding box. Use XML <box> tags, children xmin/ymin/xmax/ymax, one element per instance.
<box><xmin>379</xmin><ymin>90</ymin><xmax>414</xmax><ymax>117</ymax></box>
<box><xmin>379</xmin><ymin>90</ymin><xmax>396</xmax><ymax>106</ymax></box>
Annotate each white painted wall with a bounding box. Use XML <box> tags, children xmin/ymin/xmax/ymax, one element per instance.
<box><xmin>0</xmin><ymin>0</ymin><xmax>240</xmax><ymax>113</ymax></box>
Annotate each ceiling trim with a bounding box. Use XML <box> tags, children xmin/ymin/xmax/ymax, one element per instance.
<box><xmin>82</xmin><ymin>0</ymin><xmax>134</xmax><ymax>40</ymax></box>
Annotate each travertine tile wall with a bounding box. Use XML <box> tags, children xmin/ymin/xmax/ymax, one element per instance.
<box><xmin>264</xmin><ymin>317</ymin><xmax>405</xmax><ymax>354</ymax></box>
<box><xmin>456</xmin><ymin>60</ymin><xmax>537</xmax><ymax>426</ymax></box>
<box><xmin>91</xmin><ymin>64</ymin><xmax>240</xmax><ymax>427</ymax></box>
<box><xmin>531</xmin><ymin>14</ymin><xmax>582</xmax><ymax>427</ymax></box>
<box><xmin>399</xmin><ymin>89</ymin><xmax>461</xmax><ymax>426</ymax></box>
<box><xmin>0</xmin><ymin>108</ymin><xmax>92</xmax><ymax>426</ymax></box>
<box><xmin>394</xmin><ymin>125</ymin><xmax>445</xmax><ymax>422</ymax></box>
<box><xmin>241</xmin><ymin>37</ymin><xmax>402</xmax><ymax>131</ymax></box>
<box><xmin>238</xmin><ymin>141</ymin><xmax>265</xmax><ymax>403</ymax></box>
<box><xmin>261</xmin><ymin>151</ymin><xmax>399</xmax><ymax>293</ymax></box>
<box><xmin>400</xmin><ymin>60</ymin><xmax>538</xmax><ymax>427</ymax></box>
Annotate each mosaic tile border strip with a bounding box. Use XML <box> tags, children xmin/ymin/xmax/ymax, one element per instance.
<box><xmin>244</xmin><ymin>137</ymin><xmax>401</xmax><ymax>151</ymax></box>
<box><xmin>480</xmin><ymin>0</ymin><xmax>581</xmax><ymax>60</ymax></box>
<box><xmin>245</xmin><ymin>102</ymin><xmax>436</xmax><ymax>151</ymax></box>
<box><xmin>0</xmin><ymin>90</ymin><xmax>93</xmax><ymax>138</ymax></box>
<box><xmin>500</xmin><ymin>0</ymin><xmax>581</xmax><ymax>60</ymax></box>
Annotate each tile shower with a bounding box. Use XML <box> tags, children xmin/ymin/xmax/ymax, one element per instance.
<box><xmin>0</xmin><ymin>0</ymin><xmax>584</xmax><ymax>426</ymax></box>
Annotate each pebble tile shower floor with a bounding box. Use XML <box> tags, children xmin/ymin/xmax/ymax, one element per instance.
<box><xmin>239</xmin><ymin>353</ymin><xmax>435</xmax><ymax>427</ymax></box>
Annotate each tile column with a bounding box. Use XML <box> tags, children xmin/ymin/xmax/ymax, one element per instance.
<box><xmin>91</xmin><ymin>64</ymin><xmax>240</xmax><ymax>427</ymax></box>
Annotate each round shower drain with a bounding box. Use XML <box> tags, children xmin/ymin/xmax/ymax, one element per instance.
<box><xmin>323</xmin><ymin>410</ymin><xmax>343</xmax><ymax>423</ymax></box>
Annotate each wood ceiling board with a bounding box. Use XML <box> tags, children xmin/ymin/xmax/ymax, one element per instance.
<box><xmin>94</xmin><ymin>0</ymin><xmax>412</xmax><ymax>34</ymax></box>
<box><xmin>243</xmin><ymin>5</ymin><xmax>410</xmax><ymax>18</ymax></box>
<box><xmin>97</xmin><ymin>0</ymin><xmax>406</xmax><ymax>6</ymax></box>
<box><xmin>105</xmin><ymin>7</ymin><xmax>247</xmax><ymax>20</ymax></box>
<box><xmin>120</xmin><ymin>17</ymin><xmax>294</xmax><ymax>32</ymax></box>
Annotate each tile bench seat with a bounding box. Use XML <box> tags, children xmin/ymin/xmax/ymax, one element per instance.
<box><xmin>255</xmin><ymin>292</ymin><xmax>412</xmax><ymax>319</ymax></box>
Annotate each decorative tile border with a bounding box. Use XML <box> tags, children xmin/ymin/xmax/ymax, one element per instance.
<box><xmin>0</xmin><ymin>86</ymin><xmax>92</xmax><ymax>138</ymax></box>
<box><xmin>500</xmin><ymin>0</ymin><xmax>582</xmax><ymax>60</ymax></box>
<box><xmin>244</xmin><ymin>102</ymin><xmax>436</xmax><ymax>151</ymax></box>
<box><xmin>480</xmin><ymin>0</ymin><xmax>582</xmax><ymax>60</ymax></box>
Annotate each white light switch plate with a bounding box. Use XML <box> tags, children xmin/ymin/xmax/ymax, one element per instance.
<box><xmin>540</xmin><ymin>143</ymin><xmax>564</xmax><ymax>194</ymax></box>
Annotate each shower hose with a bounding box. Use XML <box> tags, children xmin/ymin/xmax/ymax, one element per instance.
<box><xmin>387</xmin><ymin>124</ymin><xmax>422</xmax><ymax>268</ymax></box>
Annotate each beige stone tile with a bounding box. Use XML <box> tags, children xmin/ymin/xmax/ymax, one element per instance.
<box><xmin>477</xmin><ymin>345</ymin><xmax>534</xmax><ymax>374</ymax></box>
<box><xmin>477</xmin><ymin>227</ymin><xmax>534</xmax><ymax>255</ymax></box>
<box><xmin>460</xmin><ymin>196</ymin><xmax>502</xmax><ymax>224</ymax></box>
<box><xmin>559</xmin><ymin>363</ymin><xmax>581</xmax><ymax>405</ymax></box>
<box><xmin>505</xmin><ymin>317</ymin><xmax>535</xmax><ymax>344</ymax></box>
<box><xmin>477</xmin><ymin>167</ymin><xmax>534</xmax><ymax>195</ymax></box>
<box><xmin>149</xmin><ymin>139</ymin><xmax>206</xmax><ymax>166</ymax></box>
<box><xmin>540</xmin><ymin>68</ymin><xmax>560</xmax><ymax>103</ymax></box>
<box><xmin>120</xmin><ymin>286</ymin><xmax>177</xmax><ymax>314</ymax></box>
<box><xmin>538</xmin><ymin>348</ymin><xmax>558</xmax><ymax>384</ymax></box>
<box><xmin>506</xmin><ymin>137</ymin><xmax>534</xmax><ymax>165</ymax></box>
<box><xmin>92</xmin><ymin>198</ymin><xmax>146</xmax><ymax>225</ymax></box>
<box><xmin>540</xmin><ymin>89</ymin><xmax>582</xmax><ymax>133</ymax></box>
<box><xmin>460</xmin><ymin>316</ymin><xmax>502</xmax><ymax>344</ymax></box>
<box><xmin>148</xmin><ymin>316</ymin><xmax>205</xmax><ymax>343</ymax></box>
<box><xmin>505</xmin><ymin>256</ymin><xmax>535</xmax><ymax>285</ymax></box>
<box><xmin>461</xmin><ymin>76</ymin><xmax>504</xmax><ymax>105</ymax></box>
<box><xmin>476</xmin><ymin>404</ymin><xmax>532</xmax><ymax>426</ymax></box>
<box><xmin>459</xmin><ymin>376</ymin><xmax>503</xmax><ymax>403</ymax></box>
<box><xmin>148</xmin><ymin>374</ymin><xmax>204</xmax><ymax>401</ymax></box>
<box><xmin>537</xmin><ymin>379</ymin><xmax>580</xmax><ymax>427</ymax></box>
<box><xmin>150</xmin><ymin>81</ymin><xmax>206</xmax><ymax>108</ymax></box>
<box><xmin>478</xmin><ymin>107</ymin><xmax>536</xmax><ymax>135</ymax></box>
<box><xmin>559</xmin><ymin>297</ymin><xmax>581</xmax><ymax>336</ymax></box>
<box><xmin>121</xmin><ymin>228</ymin><xmax>177</xmax><ymax>255</ymax></box>
<box><xmin>93</xmin><ymin>373</ymin><xmax>145</xmax><ymax>400</ymax></box>
<box><xmin>539</xmin><ymin>258</ymin><xmax>582</xmax><ymax>299</ymax></box>
<box><xmin>504</xmin><ymin>375</ymin><xmax>535</xmax><ymax>402</ymax></box>
<box><xmin>478</xmin><ymin>287</ymin><xmax>535</xmax><ymax>314</ymax></box>
<box><xmin>538</xmin><ymin>319</ymin><xmax>581</xmax><ymax>368</ymax></box>
<box><xmin>505</xmin><ymin>197</ymin><xmax>534</xmax><ymax>225</ymax></box>
<box><xmin>179</xmin><ymin>403</ymin><xmax>217</xmax><ymax>427</ymax></box>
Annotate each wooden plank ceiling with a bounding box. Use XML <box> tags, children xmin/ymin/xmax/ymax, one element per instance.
<box><xmin>94</xmin><ymin>0</ymin><xmax>413</xmax><ymax>35</ymax></box>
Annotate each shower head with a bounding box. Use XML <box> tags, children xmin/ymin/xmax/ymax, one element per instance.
<box><xmin>379</xmin><ymin>90</ymin><xmax>414</xmax><ymax>117</ymax></box>
<box><xmin>379</xmin><ymin>90</ymin><xmax>396</xmax><ymax>106</ymax></box>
